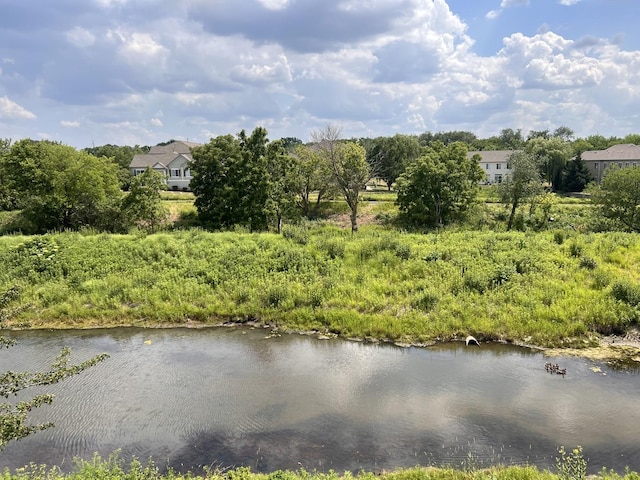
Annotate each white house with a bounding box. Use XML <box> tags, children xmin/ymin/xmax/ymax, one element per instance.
<box><xmin>467</xmin><ymin>150</ymin><xmax>515</xmax><ymax>184</ymax></box>
<box><xmin>581</xmin><ymin>144</ymin><xmax>640</xmax><ymax>183</ymax></box>
<box><xmin>129</xmin><ymin>140</ymin><xmax>201</xmax><ymax>191</ymax></box>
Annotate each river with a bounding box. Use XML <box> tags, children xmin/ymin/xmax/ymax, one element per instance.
<box><xmin>0</xmin><ymin>327</ymin><xmax>638</xmax><ymax>474</ymax></box>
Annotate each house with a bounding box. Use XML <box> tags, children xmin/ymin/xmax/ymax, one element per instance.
<box><xmin>467</xmin><ymin>150</ymin><xmax>515</xmax><ymax>184</ymax></box>
<box><xmin>581</xmin><ymin>144</ymin><xmax>640</xmax><ymax>183</ymax></box>
<box><xmin>129</xmin><ymin>140</ymin><xmax>201</xmax><ymax>191</ymax></box>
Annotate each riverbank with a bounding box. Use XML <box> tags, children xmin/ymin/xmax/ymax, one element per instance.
<box><xmin>1</xmin><ymin>227</ymin><xmax>639</xmax><ymax>364</ymax></box>
<box><xmin>2</xmin><ymin>455</ymin><xmax>638</xmax><ymax>480</ymax></box>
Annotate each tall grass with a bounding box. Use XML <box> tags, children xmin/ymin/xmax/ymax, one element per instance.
<box><xmin>1</xmin><ymin>226</ymin><xmax>638</xmax><ymax>347</ymax></box>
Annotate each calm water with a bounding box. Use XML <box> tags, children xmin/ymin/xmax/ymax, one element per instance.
<box><xmin>0</xmin><ymin>327</ymin><xmax>639</xmax><ymax>474</ymax></box>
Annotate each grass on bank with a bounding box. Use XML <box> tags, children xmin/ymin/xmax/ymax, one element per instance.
<box><xmin>1</xmin><ymin>223</ymin><xmax>638</xmax><ymax>348</ymax></box>
<box><xmin>2</xmin><ymin>450</ymin><xmax>639</xmax><ymax>480</ymax></box>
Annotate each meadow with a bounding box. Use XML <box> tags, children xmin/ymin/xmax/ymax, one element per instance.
<box><xmin>1</xmin><ymin>192</ymin><xmax>638</xmax><ymax>349</ymax></box>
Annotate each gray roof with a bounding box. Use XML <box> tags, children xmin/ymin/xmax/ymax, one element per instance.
<box><xmin>129</xmin><ymin>140</ymin><xmax>201</xmax><ymax>169</ymax></box>
<box><xmin>147</xmin><ymin>141</ymin><xmax>201</xmax><ymax>155</ymax></box>
<box><xmin>581</xmin><ymin>144</ymin><xmax>640</xmax><ymax>162</ymax></box>
<box><xmin>467</xmin><ymin>150</ymin><xmax>516</xmax><ymax>162</ymax></box>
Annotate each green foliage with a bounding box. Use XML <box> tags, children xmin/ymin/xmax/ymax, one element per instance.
<box><xmin>0</xmin><ymin>140</ymin><xmax>122</xmax><ymax>233</ymax></box>
<box><xmin>121</xmin><ymin>168</ymin><xmax>168</xmax><ymax>232</ymax></box>
<box><xmin>395</xmin><ymin>142</ymin><xmax>485</xmax><ymax>228</ymax></box>
<box><xmin>610</xmin><ymin>281</ymin><xmax>640</xmax><ymax>307</ymax></box>
<box><xmin>498</xmin><ymin>151</ymin><xmax>543</xmax><ymax>231</ymax></box>
<box><xmin>556</xmin><ymin>446</ymin><xmax>587</xmax><ymax>480</ymax></box>
<box><xmin>591</xmin><ymin>166</ymin><xmax>640</xmax><ymax>232</ymax></box>
<box><xmin>190</xmin><ymin>128</ymin><xmax>271</xmax><ymax>231</ymax></box>
<box><xmin>366</xmin><ymin>134</ymin><xmax>421</xmax><ymax>190</ymax></box>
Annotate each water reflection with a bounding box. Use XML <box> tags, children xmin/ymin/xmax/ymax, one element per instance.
<box><xmin>0</xmin><ymin>328</ymin><xmax>638</xmax><ymax>474</ymax></box>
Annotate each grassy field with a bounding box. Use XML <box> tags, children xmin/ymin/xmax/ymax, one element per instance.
<box><xmin>1</xmin><ymin>220</ymin><xmax>638</xmax><ymax>348</ymax></box>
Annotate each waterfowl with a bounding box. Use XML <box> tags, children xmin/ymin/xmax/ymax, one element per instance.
<box><xmin>465</xmin><ymin>335</ymin><xmax>480</xmax><ymax>346</ymax></box>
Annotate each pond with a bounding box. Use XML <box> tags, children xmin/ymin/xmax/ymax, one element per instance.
<box><xmin>0</xmin><ymin>327</ymin><xmax>639</xmax><ymax>474</ymax></box>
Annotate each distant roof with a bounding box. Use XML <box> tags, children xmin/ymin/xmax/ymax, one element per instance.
<box><xmin>581</xmin><ymin>144</ymin><xmax>640</xmax><ymax>161</ymax></box>
<box><xmin>467</xmin><ymin>150</ymin><xmax>516</xmax><ymax>162</ymax></box>
<box><xmin>148</xmin><ymin>141</ymin><xmax>201</xmax><ymax>155</ymax></box>
<box><xmin>130</xmin><ymin>140</ymin><xmax>201</xmax><ymax>169</ymax></box>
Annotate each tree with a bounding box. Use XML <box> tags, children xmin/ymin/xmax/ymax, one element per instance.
<box><xmin>498</xmin><ymin>151</ymin><xmax>543</xmax><ymax>230</ymax></box>
<box><xmin>265</xmin><ymin>140</ymin><xmax>298</xmax><ymax>233</ymax></box>
<box><xmin>367</xmin><ymin>134</ymin><xmax>421</xmax><ymax>190</ymax></box>
<box><xmin>289</xmin><ymin>144</ymin><xmax>334</xmax><ymax>218</ymax></box>
<box><xmin>591</xmin><ymin>166</ymin><xmax>640</xmax><ymax>231</ymax></box>
<box><xmin>190</xmin><ymin>128</ymin><xmax>270</xmax><ymax>231</ymax></box>
<box><xmin>0</xmin><ymin>140</ymin><xmax>123</xmax><ymax>233</ymax></box>
<box><xmin>560</xmin><ymin>155</ymin><xmax>593</xmax><ymax>192</ymax></box>
<box><xmin>1</xmin><ymin>287</ymin><xmax>108</xmax><ymax>449</ymax></box>
<box><xmin>395</xmin><ymin>142</ymin><xmax>485</xmax><ymax>228</ymax></box>
<box><xmin>526</xmin><ymin>137</ymin><xmax>572</xmax><ymax>192</ymax></box>
<box><xmin>498</xmin><ymin>128</ymin><xmax>525</xmax><ymax>150</ymax></box>
<box><xmin>311</xmin><ymin>126</ymin><xmax>370</xmax><ymax>233</ymax></box>
<box><xmin>83</xmin><ymin>144</ymin><xmax>147</xmax><ymax>190</ymax></box>
<box><xmin>120</xmin><ymin>167</ymin><xmax>168</xmax><ymax>232</ymax></box>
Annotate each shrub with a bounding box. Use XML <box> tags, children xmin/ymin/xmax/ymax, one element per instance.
<box><xmin>395</xmin><ymin>243</ymin><xmax>412</xmax><ymax>260</ymax></box>
<box><xmin>556</xmin><ymin>446</ymin><xmax>587</xmax><ymax>480</ymax></box>
<box><xmin>554</xmin><ymin>230</ymin><xmax>565</xmax><ymax>244</ymax></box>
<box><xmin>411</xmin><ymin>292</ymin><xmax>439</xmax><ymax>312</ymax></box>
<box><xmin>610</xmin><ymin>281</ymin><xmax>640</xmax><ymax>307</ymax></box>
<box><xmin>282</xmin><ymin>224</ymin><xmax>309</xmax><ymax>245</ymax></box>
<box><xmin>579</xmin><ymin>256</ymin><xmax>597</xmax><ymax>270</ymax></box>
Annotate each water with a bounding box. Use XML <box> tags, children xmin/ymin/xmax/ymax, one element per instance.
<box><xmin>0</xmin><ymin>327</ymin><xmax>638</xmax><ymax>474</ymax></box>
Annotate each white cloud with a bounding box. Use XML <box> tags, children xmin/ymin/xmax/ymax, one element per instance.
<box><xmin>66</xmin><ymin>27</ymin><xmax>96</xmax><ymax>48</ymax></box>
<box><xmin>501</xmin><ymin>0</ymin><xmax>528</xmax><ymax>6</ymax></box>
<box><xmin>0</xmin><ymin>96</ymin><xmax>36</xmax><ymax>120</ymax></box>
<box><xmin>486</xmin><ymin>10</ymin><xmax>500</xmax><ymax>19</ymax></box>
<box><xmin>558</xmin><ymin>0</ymin><xmax>582</xmax><ymax>5</ymax></box>
<box><xmin>151</xmin><ymin>117</ymin><xmax>163</xmax><ymax>127</ymax></box>
<box><xmin>256</xmin><ymin>0</ymin><xmax>290</xmax><ymax>10</ymax></box>
<box><xmin>61</xmin><ymin>120</ymin><xmax>80</xmax><ymax>127</ymax></box>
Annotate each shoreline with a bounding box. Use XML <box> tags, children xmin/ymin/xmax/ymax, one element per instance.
<box><xmin>10</xmin><ymin>319</ymin><xmax>640</xmax><ymax>366</ymax></box>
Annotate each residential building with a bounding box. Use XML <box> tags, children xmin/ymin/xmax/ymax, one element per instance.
<box><xmin>129</xmin><ymin>140</ymin><xmax>201</xmax><ymax>190</ymax></box>
<box><xmin>467</xmin><ymin>150</ymin><xmax>515</xmax><ymax>184</ymax></box>
<box><xmin>581</xmin><ymin>144</ymin><xmax>640</xmax><ymax>183</ymax></box>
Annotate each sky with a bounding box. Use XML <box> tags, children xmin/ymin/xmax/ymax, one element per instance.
<box><xmin>1</xmin><ymin>0</ymin><xmax>639</xmax><ymax>149</ymax></box>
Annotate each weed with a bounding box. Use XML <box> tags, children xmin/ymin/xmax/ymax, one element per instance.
<box><xmin>556</xmin><ymin>446</ymin><xmax>587</xmax><ymax>480</ymax></box>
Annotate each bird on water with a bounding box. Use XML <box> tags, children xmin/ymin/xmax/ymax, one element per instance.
<box><xmin>465</xmin><ymin>335</ymin><xmax>480</xmax><ymax>346</ymax></box>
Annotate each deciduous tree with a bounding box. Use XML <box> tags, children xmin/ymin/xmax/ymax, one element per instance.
<box><xmin>367</xmin><ymin>134</ymin><xmax>421</xmax><ymax>190</ymax></box>
<box><xmin>591</xmin><ymin>166</ymin><xmax>640</xmax><ymax>232</ymax></box>
<box><xmin>395</xmin><ymin>142</ymin><xmax>485</xmax><ymax>228</ymax></box>
<box><xmin>0</xmin><ymin>140</ymin><xmax>122</xmax><ymax>233</ymax></box>
<box><xmin>121</xmin><ymin>167</ymin><xmax>168</xmax><ymax>232</ymax></box>
<box><xmin>498</xmin><ymin>151</ymin><xmax>543</xmax><ymax>231</ymax></box>
<box><xmin>312</xmin><ymin>126</ymin><xmax>370</xmax><ymax>233</ymax></box>
<box><xmin>190</xmin><ymin>128</ymin><xmax>270</xmax><ymax>231</ymax></box>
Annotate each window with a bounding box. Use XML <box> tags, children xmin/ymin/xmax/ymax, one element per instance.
<box><xmin>496</xmin><ymin>163</ymin><xmax>501</xmax><ymax>170</ymax></box>
<box><xmin>134</xmin><ymin>169</ymin><xmax>145</xmax><ymax>176</ymax></box>
<box><xmin>184</xmin><ymin>168</ymin><xmax>191</xmax><ymax>177</ymax></box>
<box><xmin>506</xmin><ymin>163</ymin><xmax>511</xmax><ymax>169</ymax></box>
<box><xmin>594</xmin><ymin>163</ymin><xmax>598</xmax><ymax>169</ymax></box>
<box><xmin>634</xmin><ymin>163</ymin><xmax>637</xmax><ymax>168</ymax></box>
<box><xmin>495</xmin><ymin>174</ymin><xmax>503</xmax><ymax>183</ymax></box>
<box><xmin>170</xmin><ymin>169</ymin><xmax>182</xmax><ymax>177</ymax></box>
<box><xmin>484</xmin><ymin>164</ymin><xmax>489</xmax><ymax>169</ymax></box>
<box><xmin>618</xmin><ymin>163</ymin><xmax>623</xmax><ymax>168</ymax></box>
<box><xmin>625</xmin><ymin>163</ymin><xmax>630</xmax><ymax>168</ymax></box>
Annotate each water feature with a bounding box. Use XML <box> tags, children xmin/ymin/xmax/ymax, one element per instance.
<box><xmin>0</xmin><ymin>327</ymin><xmax>638</xmax><ymax>474</ymax></box>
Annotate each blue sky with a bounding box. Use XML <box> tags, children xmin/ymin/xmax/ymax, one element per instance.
<box><xmin>1</xmin><ymin>0</ymin><xmax>639</xmax><ymax>149</ymax></box>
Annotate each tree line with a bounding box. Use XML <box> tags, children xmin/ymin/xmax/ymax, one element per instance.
<box><xmin>1</xmin><ymin>125</ymin><xmax>639</xmax><ymax>235</ymax></box>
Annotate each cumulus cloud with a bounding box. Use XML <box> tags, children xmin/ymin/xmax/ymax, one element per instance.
<box><xmin>61</xmin><ymin>120</ymin><xmax>80</xmax><ymax>127</ymax></box>
<box><xmin>0</xmin><ymin>0</ymin><xmax>639</xmax><ymax>147</ymax></box>
<box><xmin>0</xmin><ymin>96</ymin><xmax>37</xmax><ymax>119</ymax></box>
